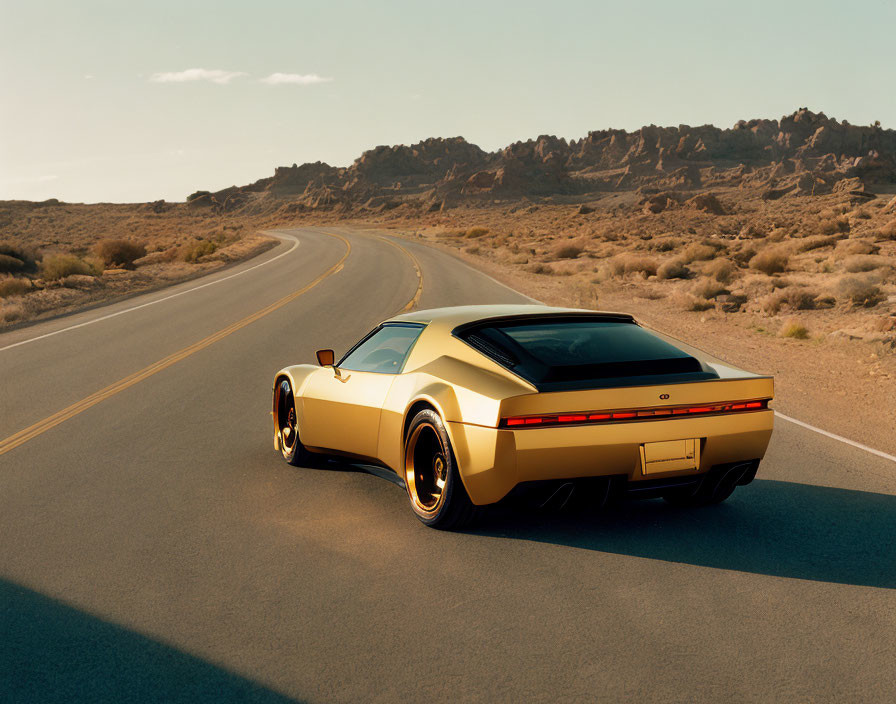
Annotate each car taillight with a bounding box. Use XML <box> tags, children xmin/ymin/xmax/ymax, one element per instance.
<box><xmin>501</xmin><ymin>399</ymin><xmax>770</xmax><ymax>428</ymax></box>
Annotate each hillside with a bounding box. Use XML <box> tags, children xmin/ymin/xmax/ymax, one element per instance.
<box><xmin>192</xmin><ymin>108</ymin><xmax>896</xmax><ymax>215</ymax></box>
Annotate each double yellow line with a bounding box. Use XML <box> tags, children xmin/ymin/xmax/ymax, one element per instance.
<box><xmin>0</xmin><ymin>232</ymin><xmax>353</xmax><ymax>457</ymax></box>
<box><xmin>379</xmin><ymin>235</ymin><xmax>424</xmax><ymax>314</ymax></box>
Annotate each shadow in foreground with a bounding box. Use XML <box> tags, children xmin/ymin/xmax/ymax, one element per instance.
<box><xmin>471</xmin><ymin>479</ymin><xmax>896</xmax><ymax>589</ymax></box>
<box><xmin>0</xmin><ymin>579</ymin><xmax>301</xmax><ymax>704</ymax></box>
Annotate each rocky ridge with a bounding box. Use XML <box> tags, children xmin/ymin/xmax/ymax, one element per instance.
<box><xmin>193</xmin><ymin>109</ymin><xmax>896</xmax><ymax>215</ymax></box>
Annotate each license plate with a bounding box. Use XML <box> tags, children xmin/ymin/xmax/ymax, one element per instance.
<box><xmin>640</xmin><ymin>439</ymin><xmax>699</xmax><ymax>474</ymax></box>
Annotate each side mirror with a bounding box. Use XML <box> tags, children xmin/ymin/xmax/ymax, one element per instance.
<box><xmin>316</xmin><ymin>349</ymin><xmax>335</xmax><ymax>367</ymax></box>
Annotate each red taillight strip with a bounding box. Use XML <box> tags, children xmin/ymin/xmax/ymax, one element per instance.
<box><xmin>501</xmin><ymin>399</ymin><xmax>769</xmax><ymax>428</ymax></box>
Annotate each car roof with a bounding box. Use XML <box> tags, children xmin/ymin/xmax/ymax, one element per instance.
<box><xmin>387</xmin><ymin>304</ymin><xmax>635</xmax><ymax>329</ymax></box>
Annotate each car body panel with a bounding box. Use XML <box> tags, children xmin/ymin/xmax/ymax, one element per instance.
<box><xmin>273</xmin><ymin>304</ymin><xmax>775</xmax><ymax>506</ymax></box>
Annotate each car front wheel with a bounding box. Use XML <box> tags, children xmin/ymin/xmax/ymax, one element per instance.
<box><xmin>275</xmin><ymin>378</ymin><xmax>313</xmax><ymax>467</ymax></box>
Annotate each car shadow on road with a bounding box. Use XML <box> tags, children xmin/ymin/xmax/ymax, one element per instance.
<box><xmin>470</xmin><ymin>479</ymin><xmax>896</xmax><ymax>589</ymax></box>
<box><xmin>0</xmin><ymin>579</ymin><xmax>303</xmax><ymax>704</ymax></box>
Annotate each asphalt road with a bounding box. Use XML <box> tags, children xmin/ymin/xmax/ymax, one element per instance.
<box><xmin>1</xmin><ymin>226</ymin><xmax>894</xmax><ymax>703</ymax></box>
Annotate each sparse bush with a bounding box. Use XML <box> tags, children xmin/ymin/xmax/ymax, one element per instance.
<box><xmin>879</xmin><ymin>220</ymin><xmax>896</xmax><ymax>240</ymax></box>
<box><xmin>836</xmin><ymin>275</ymin><xmax>883</xmax><ymax>307</ymax></box>
<box><xmin>0</xmin><ymin>254</ymin><xmax>25</xmax><ymax>274</ymax></box>
<box><xmin>0</xmin><ymin>242</ymin><xmax>39</xmax><ymax>273</ymax></box>
<box><xmin>835</xmin><ymin>239</ymin><xmax>879</xmax><ymax>257</ymax></box>
<box><xmin>796</xmin><ymin>235</ymin><xmax>839</xmax><ymax>253</ymax></box>
<box><xmin>842</xmin><ymin>255</ymin><xmax>891</xmax><ymax>273</ymax></box>
<box><xmin>598</xmin><ymin>257</ymin><xmax>627</xmax><ymax>279</ymax></box>
<box><xmin>780</xmin><ymin>322</ymin><xmax>809</xmax><ymax>339</ymax></box>
<box><xmin>0</xmin><ymin>302</ymin><xmax>25</xmax><ymax>323</ymax></box>
<box><xmin>39</xmin><ymin>254</ymin><xmax>97</xmax><ymax>281</ymax></box>
<box><xmin>672</xmin><ymin>291</ymin><xmax>714</xmax><ymax>311</ymax></box>
<box><xmin>749</xmin><ymin>249</ymin><xmax>789</xmax><ymax>275</ymax></box>
<box><xmin>704</xmin><ymin>258</ymin><xmax>736</xmax><ymax>283</ymax></box>
<box><xmin>93</xmin><ymin>238</ymin><xmax>146</xmax><ymax>268</ymax></box>
<box><xmin>621</xmin><ymin>254</ymin><xmax>658</xmax><ymax>276</ymax></box>
<box><xmin>648</xmin><ymin>237</ymin><xmax>682</xmax><ymax>252</ymax></box>
<box><xmin>554</xmin><ymin>242</ymin><xmax>584</xmax><ymax>259</ymax></box>
<box><xmin>0</xmin><ymin>276</ymin><xmax>30</xmax><ymax>298</ymax></box>
<box><xmin>657</xmin><ymin>259</ymin><xmax>691</xmax><ymax>280</ymax></box>
<box><xmin>781</xmin><ymin>287</ymin><xmax>818</xmax><ymax>310</ymax></box>
<box><xmin>680</xmin><ymin>242</ymin><xmax>717</xmax><ymax>263</ymax></box>
<box><xmin>465</xmin><ymin>227</ymin><xmax>489</xmax><ymax>239</ymax></box>
<box><xmin>180</xmin><ymin>240</ymin><xmax>218</xmax><ymax>263</ymax></box>
<box><xmin>527</xmin><ymin>262</ymin><xmax>553</xmax><ymax>275</ymax></box>
<box><xmin>691</xmin><ymin>277</ymin><xmax>728</xmax><ymax>299</ymax></box>
<box><xmin>465</xmin><ymin>245</ymin><xmax>481</xmax><ymax>255</ymax></box>
<box><xmin>819</xmin><ymin>216</ymin><xmax>850</xmax><ymax>235</ymax></box>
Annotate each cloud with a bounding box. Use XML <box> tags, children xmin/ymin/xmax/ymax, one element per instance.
<box><xmin>150</xmin><ymin>68</ymin><xmax>247</xmax><ymax>85</ymax></box>
<box><xmin>260</xmin><ymin>72</ymin><xmax>333</xmax><ymax>85</ymax></box>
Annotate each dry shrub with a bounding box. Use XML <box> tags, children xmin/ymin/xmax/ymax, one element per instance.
<box><xmin>180</xmin><ymin>240</ymin><xmax>217</xmax><ymax>263</ymax></box>
<box><xmin>527</xmin><ymin>262</ymin><xmax>553</xmax><ymax>275</ymax></box>
<box><xmin>836</xmin><ymin>275</ymin><xmax>883</xmax><ymax>307</ymax></box>
<box><xmin>780</xmin><ymin>321</ymin><xmax>809</xmax><ymax>339</ymax></box>
<box><xmin>598</xmin><ymin>257</ymin><xmax>627</xmax><ymax>279</ymax></box>
<box><xmin>0</xmin><ymin>254</ymin><xmax>27</xmax><ymax>274</ymax></box>
<box><xmin>842</xmin><ymin>255</ymin><xmax>891</xmax><ymax>273</ymax></box>
<box><xmin>554</xmin><ymin>241</ymin><xmax>584</xmax><ymax>259</ymax></box>
<box><xmin>657</xmin><ymin>258</ymin><xmax>690</xmax><ymax>280</ymax></box>
<box><xmin>780</xmin><ymin>287</ymin><xmax>818</xmax><ymax>310</ymax></box>
<box><xmin>672</xmin><ymin>291</ymin><xmax>714</xmax><ymax>311</ymax></box>
<box><xmin>704</xmin><ymin>258</ymin><xmax>736</xmax><ymax>283</ymax></box>
<box><xmin>749</xmin><ymin>249</ymin><xmax>789</xmax><ymax>275</ymax></box>
<box><xmin>39</xmin><ymin>254</ymin><xmax>98</xmax><ymax>281</ymax></box>
<box><xmin>0</xmin><ymin>276</ymin><xmax>30</xmax><ymax>298</ymax></box>
<box><xmin>621</xmin><ymin>254</ymin><xmax>658</xmax><ymax>276</ymax></box>
<box><xmin>796</xmin><ymin>235</ymin><xmax>839</xmax><ymax>253</ymax></box>
<box><xmin>879</xmin><ymin>220</ymin><xmax>896</xmax><ymax>240</ymax></box>
<box><xmin>819</xmin><ymin>216</ymin><xmax>850</xmax><ymax>235</ymax></box>
<box><xmin>93</xmin><ymin>238</ymin><xmax>147</xmax><ymax>268</ymax></box>
<box><xmin>834</xmin><ymin>239</ymin><xmax>879</xmax><ymax>257</ymax></box>
<box><xmin>0</xmin><ymin>242</ymin><xmax>39</xmax><ymax>273</ymax></box>
<box><xmin>680</xmin><ymin>242</ymin><xmax>718</xmax><ymax>263</ymax></box>
<box><xmin>647</xmin><ymin>237</ymin><xmax>682</xmax><ymax>252</ymax></box>
<box><xmin>465</xmin><ymin>227</ymin><xmax>490</xmax><ymax>239</ymax></box>
<box><xmin>691</xmin><ymin>277</ymin><xmax>728</xmax><ymax>299</ymax></box>
<box><xmin>465</xmin><ymin>245</ymin><xmax>480</xmax><ymax>255</ymax></box>
<box><xmin>0</xmin><ymin>302</ymin><xmax>25</xmax><ymax>323</ymax></box>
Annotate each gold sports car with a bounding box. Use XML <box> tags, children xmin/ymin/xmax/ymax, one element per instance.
<box><xmin>272</xmin><ymin>305</ymin><xmax>774</xmax><ymax>529</ymax></box>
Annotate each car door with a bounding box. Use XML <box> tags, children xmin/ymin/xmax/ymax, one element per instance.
<box><xmin>301</xmin><ymin>323</ymin><xmax>424</xmax><ymax>460</ymax></box>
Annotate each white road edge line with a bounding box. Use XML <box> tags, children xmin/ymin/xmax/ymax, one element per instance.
<box><xmin>774</xmin><ymin>411</ymin><xmax>896</xmax><ymax>463</ymax></box>
<box><xmin>0</xmin><ymin>231</ymin><xmax>299</xmax><ymax>353</ymax></box>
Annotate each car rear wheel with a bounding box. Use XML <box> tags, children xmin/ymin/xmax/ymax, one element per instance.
<box><xmin>404</xmin><ymin>409</ymin><xmax>477</xmax><ymax>530</ymax></box>
<box><xmin>275</xmin><ymin>379</ymin><xmax>313</xmax><ymax>467</ymax></box>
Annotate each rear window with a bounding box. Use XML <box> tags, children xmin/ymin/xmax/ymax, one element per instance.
<box><xmin>456</xmin><ymin>316</ymin><xmax>718</xmax><ymax>390</ymax></box>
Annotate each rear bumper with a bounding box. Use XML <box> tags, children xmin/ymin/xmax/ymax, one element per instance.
<box><xmin>448</xmin><ymin>409</ymin><xmax>774</xmax><ymax>505</ymax></box>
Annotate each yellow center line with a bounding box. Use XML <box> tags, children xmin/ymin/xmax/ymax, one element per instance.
<box><xmin>0</xmin><ymin>232</ymin><xmax>352</xmax><ymax>457</ymax></box>
<box><xmin>378</xmin><ymin>235</ymin><xmax>424</xmax><ymax>313</ymax></box>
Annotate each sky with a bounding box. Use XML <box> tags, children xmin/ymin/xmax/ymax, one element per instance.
<box><xmin>1</xmin><ymin>0</ymin><xmax>894</xmax><ymax>203</ymax></box>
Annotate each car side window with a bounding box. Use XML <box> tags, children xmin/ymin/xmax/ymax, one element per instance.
<box><xmin>339</xmin><ymin>324</ymin><xmax>424</xmax><ymax>374</ymax></box>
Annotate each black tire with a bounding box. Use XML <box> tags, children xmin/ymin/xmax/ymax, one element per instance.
<box><xmin>404</xmin><ymin>409</ymin><xmax>478</xmax><ymax>530</ymax></box>
<box><xmin>662</xmin><ymin>462</ymin><xmax>754</xmax><ymax>507</ymax></box>
<box><xmin>275</xmin><ymin>378</ymin><xmax>314</xmax><ymax>467</ymax></box>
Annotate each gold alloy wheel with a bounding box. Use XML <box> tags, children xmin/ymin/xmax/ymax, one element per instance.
<box><xmin>276</xmin><ymin>379</ymin><xmax>298</xmax><ymax>456</ymax></box>
<box><xmin>405</xmin><ymin>422</ymin><xmax>449</xmax><ymax>514</ymax></box>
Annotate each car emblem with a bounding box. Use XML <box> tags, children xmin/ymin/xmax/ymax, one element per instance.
<box><xmin>659</xmin><ymin>393</ymin><xmax>670</xmax><ymax>399</ymax></box>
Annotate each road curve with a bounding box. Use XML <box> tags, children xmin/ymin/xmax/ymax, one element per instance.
<box><xmin>1</xmin><ymin>226</ymin><xmax>894</xmax><ymax>703</ymax></box>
